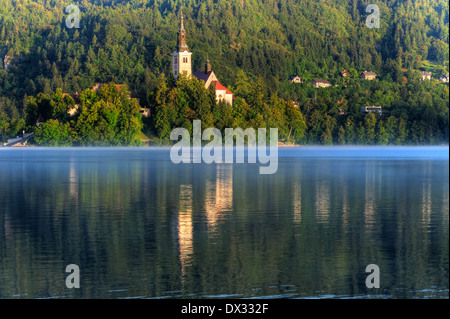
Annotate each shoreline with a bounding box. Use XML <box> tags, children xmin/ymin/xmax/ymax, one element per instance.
<box><xmin>1</xmin><ymin>144</ymin><xmax>449</xmax><ymax>149</ymax></box>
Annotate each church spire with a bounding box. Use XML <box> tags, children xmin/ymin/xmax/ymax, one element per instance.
<box><xmin>176</xmin><ymin>8</ymin><xmax>188</xmax><ymax>52</ymax></box>
<box><xmin>172</xmin><ymin>7</ymin><xmax>192</xmax><ymax>79</ymax></box>
<box><xmin>180</xmin><ymin>8</ymin><xmax>185</xmax><ymax>31</ymax></box>
<box><xmin>205</xmin><ymin>55</ymin><xmax>212</xmax><ymax>74</ymax></box>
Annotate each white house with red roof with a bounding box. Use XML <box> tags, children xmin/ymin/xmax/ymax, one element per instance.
<box><xmin>172</xmin><ymin>12</ymin><xmax>234</xmax><ymax>106</ymax></box>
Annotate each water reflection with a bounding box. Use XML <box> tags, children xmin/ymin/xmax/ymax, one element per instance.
<box><xmin>364</xmin><ymin>161</ymin><xmax>376</xmax><ymax>232</ymax></box>
<box><xmin>0</xmin><ymin>148</ymin><xmax>448</xmax><ymax>299</ymax></box>
<box><xmin>177</xmin><ymin>184</ymin><xmax>193</xmax><ymax>283</ymax></box>
<box><xmin>205</xmin><ymin>165</ymin><xmax>233</xmax><ymax>234</ymax></box>
<box><xmin>315</xmin><ymin>180</ymin><xmax>330</xmax><ymax>224</ymax></box>
<box><xmin>443</xmin><ymin>180</ymin><xmax>449</xmax><ymax>224</ymax></box>
<box><xmin>69</xmin><ymin>159</ymin><xmax>78</xmax><ymax>200</ymax></box>
<box><xmin>341</xmin><ymin>176</ymin><xmax>349</xmax><ymax>231</ymax></box>
<box><xmin>292</xmin><ymin>181</ymin><xmax>301</xmax><ymax>225</ymax></box>
<box><xmin>421</xmin><ymin>165</ymin><xmax>432</xmax><ymax>225</ymax></box>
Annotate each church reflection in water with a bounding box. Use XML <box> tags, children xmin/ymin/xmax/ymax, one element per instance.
<box><xmin>175</xmin><ymin>164</ymin><xmax>233</xmax><ymax>284</ymax></box>
<box><xmin>176</xmin><ymin>184</ymin><xmax>193</xmax><ymax>283</ymax></box>
<box><xmin>205</xmin><ymin>165</ymin><xmax>233</xmax><ymax>234</ymax></box>
<box><xmin>0</xmin><ymin>148</ymin><xmax>448</xmax><ymax>299</ymax></box>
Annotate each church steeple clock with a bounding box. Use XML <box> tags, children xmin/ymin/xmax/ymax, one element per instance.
<box><xmin>172</xmin><ymin>9</ymin><xmax>192</xmax><ymax>79</ymax></box>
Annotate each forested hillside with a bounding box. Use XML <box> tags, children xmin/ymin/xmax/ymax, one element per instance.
<box><xmin>0</xmin><ymin>0</ymin><xmax>448</xmax><ymax>145</ymax></box>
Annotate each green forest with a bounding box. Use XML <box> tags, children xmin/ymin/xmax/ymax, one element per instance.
<box><xmin>0</xmin><ymin>0</ymin><xmax>448</xmax><ymax>145</ymax></box>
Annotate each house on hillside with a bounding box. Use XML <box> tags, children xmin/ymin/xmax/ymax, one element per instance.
<box><xmin>340</xmin><ymin>70</ymin><xmax>351</xmax><ymax>77</ymax></box>
<box><xmin>139</xmin><ymin>108</ymin><xmax>150</xmax><ymax>117</ymax></box>
<box><xmin>439</xmin><ymin>73</ymin><xmax>449</xmax><ymax>83</ymax></box>
<box><xmin>312</xmin><ymin>79</ymin><xmax>331</xmax><ymax>88</ymax></box>
<box><xmin>361</xmin><ymin>71</ymin><xmax>377</xmax><ymax>80</ymax></box>
<box><xmin>289</xmin><ymin>75</ymin><xmax>304</xmax><ymax>83</ymax></box>
<box><xmin>361</xmin><ymin>106</ymin><xmax>382</xmax><ymax>116</ymax></box>
<box><xmin>62</xmin><ymin>92</ymin><xmax>81</xmax><ymax>117</ymax></box>
<box><xmin>420</xmin><ymin>71</ymin><xmax>432</xmax><ymax>81</ymax></box>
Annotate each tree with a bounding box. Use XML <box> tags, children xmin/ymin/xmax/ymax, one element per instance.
<box><xmin>0</xmin><ymin>112</ymin><xmax>11</xmax><ymax>142</ymax></box>
<box><xmin>25</xmin><ymin>96</ymin><xmax>39</xmax><ymax>127</ymax></box>
<box><xmin>395</xmin><ymin>118</ymin><xmax>408</xmax><ymax>144</ymax></box>
<box><xmin>285</xmin><ymin>102</ymin><xmax>307</xmax><ymax>144</ymax></box>
<box><xmin>384</xmin><ymin>116</ymin><xmax>397</xmax><ymax>144</ymax></box>
<box><xmin>345</xmin><ymin>117</ymin><xmax>356</xmax><ymax>145</ymax></box>
<box><xmin>51</xmin><ymin>89</ymin><xmax>69</xmax><ymax>122</ymax></box>
<box><xmin>356</xmin><ymin>125</ymin><xmax>366</xmax><ymax>145</ymax></box>
<box><xmin>34</xmin><ymin>119</ymin><xmax>71</xmax><ymax>146</ymax></box>
<box><xmin>36</xmin><ymin>93</ymin><xmax>52</xmax><ymax>121</ymax></box>
<box><xmin>364</xmin><ymin>113</ymin><xmax>377</xmax><ymax>144</ymax></box>
<box><xmin>338</xmin><ymin>126</ymin><xmax>346</xmax><ymax>144</ymax></box>
<box><xmin>4</xmin><ymin>0</ymin><xmax>447</xmax><ymax>146</ymax></box>
<box><xmin>377</xmin><ymin>120</ymin><xmax>389</xmax><ymax>145</ymax></box>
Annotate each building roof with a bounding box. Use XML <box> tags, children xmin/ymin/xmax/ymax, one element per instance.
<box><xmin>193</xmin><ymin>67</ymin><xmax>234</xmax><ymax>98</ymax></box>
<box><xmin>212</xmin><ymin>81</ymin><xmax>233</xmax><ymax>95</ymax></box>
<box><xmin>313</xmin><ymin>79</ymin><xmax>330</xmax><ymax>84</ymax></box>
<box><xmin>193</xmin><ymin>71</ymin><xmax>213</xmax><ymax>83</ymax></box>
<box><xmin>421</xmin><ymin>71</ymin><xmax>432</xmax><ymax>75</ymax></box>
<box><xmin>362</xmin><ymin>71</ymin><xmax>377</xmax><ymax>76</ymax></box>
<box><xmin>341</xmin><ymin>70</ymin><xmax>351</xmax><ymax>76</ymax></box>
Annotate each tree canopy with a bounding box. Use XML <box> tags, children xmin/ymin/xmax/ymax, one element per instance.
<box><xmin>0</xmin><ymin>0</ymin><xmax>448</xmax><ymax>145</ymax></box>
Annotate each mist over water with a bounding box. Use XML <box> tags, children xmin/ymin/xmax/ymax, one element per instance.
<box><xmin>0</xmin><ymin>147</ymin><xmax>448</xmax><ymax>299</ymax></box>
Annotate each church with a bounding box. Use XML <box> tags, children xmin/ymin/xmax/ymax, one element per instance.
<box><xmin>172</xmin><ymin>12</ymin><xmax>234</xmax><ymax>106</ymax></box>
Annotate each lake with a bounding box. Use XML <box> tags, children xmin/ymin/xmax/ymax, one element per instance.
<box><xmin>0</xmin><ymin>146</ymin><xmax>448</xmax><ymax>299</ymax></box>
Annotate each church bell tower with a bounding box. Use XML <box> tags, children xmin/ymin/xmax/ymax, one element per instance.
<box><xmin>172</xmin><ymin>9</ymin><xmax>192</xmax><ymax>79</ymax></box>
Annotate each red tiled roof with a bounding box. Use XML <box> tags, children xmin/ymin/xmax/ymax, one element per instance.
<box><xmin>213</xmin><ymin>81</ymin><xmax>232</xmax><ymax>95</ymax></box>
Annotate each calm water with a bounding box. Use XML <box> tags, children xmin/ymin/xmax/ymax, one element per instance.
<box><xmin>0</xmin><ymin>146</ymin><xmax>448</xmax><ymax>299</ymax></box>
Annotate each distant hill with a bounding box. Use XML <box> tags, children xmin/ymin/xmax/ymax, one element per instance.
<box><xmin>0</xmin><ymin>0</ymin><xmax>448</xmax><ymax>145</ymax></box>
<box><xmin>1</xmin><ymin>1</ymin><xmax>448</xmax><ymax>98</ymax></box>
